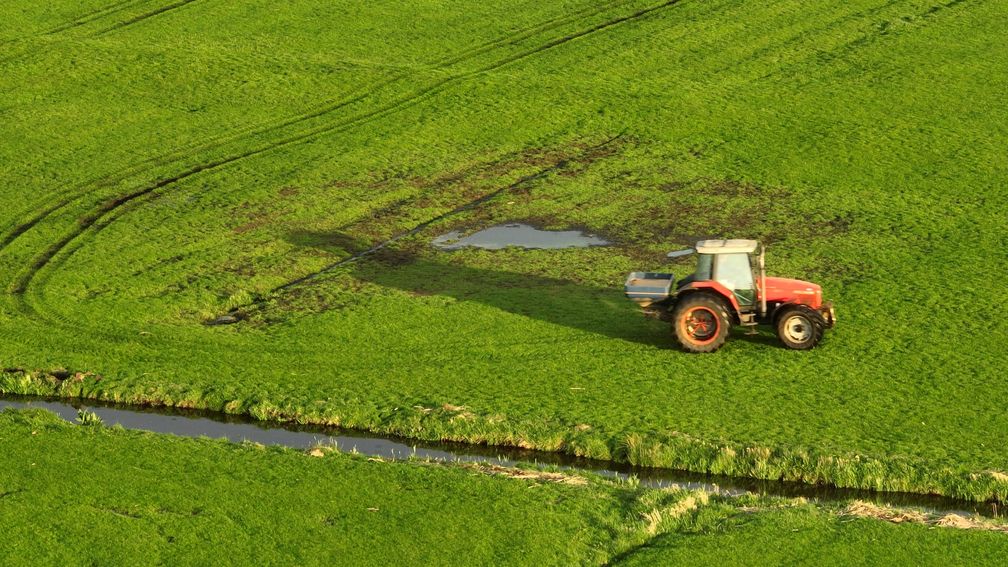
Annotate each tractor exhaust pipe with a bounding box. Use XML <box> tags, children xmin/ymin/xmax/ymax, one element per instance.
<box><xmin>759</xmin><ymin>245</ymin><xmax>767</xmax><ymax>317</ymax></box>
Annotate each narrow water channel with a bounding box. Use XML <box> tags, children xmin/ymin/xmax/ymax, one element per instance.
<box><xmin>1</xmin><ymin>395</ymin><xmax>1000</xmax><ymax>519</ymax></box>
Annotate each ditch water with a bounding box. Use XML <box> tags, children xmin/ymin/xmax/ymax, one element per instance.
<box><xmin>0</xmin><ymin>394</ymin><xmax>1000</xmax><ymax>519</ymax></box>
<box><xmin>432</xmin><ymin>223</ymin><xmax>610</xmax><ymax>250</ymax></box>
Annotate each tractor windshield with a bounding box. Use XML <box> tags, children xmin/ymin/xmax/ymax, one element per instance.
<box><xmin>714</xmin><ymin>253</ymin><xmax>756</xmax><ymax>307</ymax></box>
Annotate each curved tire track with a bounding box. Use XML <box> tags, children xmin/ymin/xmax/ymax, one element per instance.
<box><xmin>11</xmin><ymin>0</ymin><xmax>683</xmax><ymax>323</ymax></box>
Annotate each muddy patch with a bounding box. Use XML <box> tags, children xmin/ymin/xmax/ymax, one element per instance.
<box><xmin>433</xmin><ymin>223</ymin><xmax>610</xmax><ymax>251</ymax></box>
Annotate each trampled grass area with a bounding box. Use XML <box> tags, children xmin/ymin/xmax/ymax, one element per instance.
<box><xmin>1</xmin><ymin>0</ymin><xmax>1007</xmax><ymax>501</ymax></box>
<box><xmin>2</xmin><ymin>409</ymin><xmax>1006</xmax><ymax>565</ymax></box>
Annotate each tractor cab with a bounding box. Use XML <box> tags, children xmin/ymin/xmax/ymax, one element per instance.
<box><xmin>676</xmin><ymin>239</ymin><xmax>761</xmax><ymax>310</ymax></box>
<box><xmin>626</xmin><ymin>239</ymin><xmax>835</xmax><ymax>352</ymax></box>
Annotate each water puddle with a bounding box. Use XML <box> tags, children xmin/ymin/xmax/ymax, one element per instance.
<box><xmin>0</xmin><ymin>395</ymin><xmax>1000</xmax><ymax>519</ymax></box>
<box><xmin>433</xmin><ymin>223</ymin><xmax>609</xmax><ymax>250</ymax></box>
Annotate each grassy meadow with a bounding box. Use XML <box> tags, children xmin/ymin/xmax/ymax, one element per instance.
<box><xmin>3</xmin><ymin>408</ymin><xmax>1007</xmax><ymax>565</ymax></box>
<box><xmin>1</xmin><ymin>0</ymin><xmax>1007</xmax><ymax>503</ymax></box>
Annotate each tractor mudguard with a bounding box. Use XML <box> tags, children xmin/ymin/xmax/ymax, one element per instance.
<box><xmin>772</xmin><ymin>301</ymin><xmax>832</xmax><ymax>329</ymax></box>
<box><xmin>676</xmin><ymin>281</ymin><xmax>742</xmax><ymax>319</ymax></box>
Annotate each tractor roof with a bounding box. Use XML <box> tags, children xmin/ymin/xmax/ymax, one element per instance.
<box><xmin>694</xmin><ymin>239</ymin><xmax>759</xmax><ymax>254</ymax></box>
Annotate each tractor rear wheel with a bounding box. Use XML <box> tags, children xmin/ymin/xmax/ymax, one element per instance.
<box><xmin>775</xmin><ymin>306</ymin><xmax>825</xmax><ymax>350</ymax></box>
<box><xmin>672</xmin><ymin>294</ymin><xmax>730</xmax><ymax>353</ymax></box>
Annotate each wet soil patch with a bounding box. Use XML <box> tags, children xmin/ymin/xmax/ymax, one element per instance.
<box><xmin>221</xmin><ymin>136</ymin><xmax>628</xmax><ymax>323</ymax></box>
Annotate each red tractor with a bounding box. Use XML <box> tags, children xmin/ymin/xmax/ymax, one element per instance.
<box><xmin>625</xmin><ymin>239</ymin><xmax>835</xmax><ymax>352</ymax></box>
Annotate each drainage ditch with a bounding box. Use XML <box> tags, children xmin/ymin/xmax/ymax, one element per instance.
<box><xmin>0</xmin><ymin>395</ymin><xmax>1000</xmax><ymax>519</ymax></box>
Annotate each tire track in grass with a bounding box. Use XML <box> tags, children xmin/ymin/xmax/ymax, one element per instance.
<box><xmin>1</xmin><ymin>0</ymin><xmax>663</xmax><ymax>252</ymax></box>
<box><xmin>0</xmin><ymin>0</ymin><xmax>633</xmax><ymax>251</ymax></box>
<box><xmin>810</xmin><ymin>0</ymin><xmax>975</xmax><ymax>65</ymax></box>
<box><xmin>424</xmin><ymin>0</ymin><xmax>636</xmax><ymax>71</ymax></box>
<box><xmin>0</xmin><ymin>200</ymin><xmax>75</xmax><ymax>252</ymax></box>
<box><xmin>11</xmin><ymin>0</ymin><xmax>685</xmax><ymax>321</ymax></box>
<box><xmin>754</xmin><ymin>0</ymin><xmax>979</xmax><ymax>82</ymax></box>
<box><xmin>0</xmin><ymin>1</ymin><xmax>145</xmax><ymax>63</ymax></box>
<box><xmin>28</xmin><ymin>136</ymin><xmax>624</xmax><ymax>340</ymax></box>
<box><xmin>0</xmin><ymin>86</ymin><xmax>376</xmax><ymax>253</ymax></box>
<box><xmin>711</xmin><ymin>0</ymin><xmax>907</xmax><ymax>77</ymax></box>
<box><xmin>0</xmin><ymin>0</ymin><xmax>142</xmax><ymax>42</ymax></box>
<box><xmin>9</xmin><ymin>151</ymin><xmax>260</xmax><ymax>297</ymax></box>
<box><xmin>2</xmin><ymin>0</ymin><xmax>635</xmax><ymax>259</ymax></box>
<box><xmin>470</xmin><ymin>0</ymin><xmax>683</xmax><ymax>71</ymax></box>
<box><xmin>43</xmin><ymin>0</ymin><xmax>147</xmax><ymax>35</ymax></box>
<box><xmin>95</xmin><ymin>0</ymin><xmax>202</xmax><ymax>35</ymax></box>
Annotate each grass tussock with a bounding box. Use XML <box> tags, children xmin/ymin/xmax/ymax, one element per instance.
<box><xmin>638</xmin><ymin>490</ymin><xmax>710</xmax><ymax>536</ymax></box>
<box><xmin>76</xmin><ymin>408</ymin><xmax>103</xmax><ymax>427</ymax></box>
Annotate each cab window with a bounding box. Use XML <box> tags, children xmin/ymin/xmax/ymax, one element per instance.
<box><xmin>715</xmin><ymin>253</ymin><xmax>755</xmax><ymax>306</ymax></box>
<box><xmin>695</xmin><ymin>254</ymin><xmax>713</xmax><ymax>280</ymax></box>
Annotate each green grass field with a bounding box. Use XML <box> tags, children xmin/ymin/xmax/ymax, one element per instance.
<box><xmin>2</xmin><ymin>0</ymin><xmax>1007</xmax><ymax>504</ymax></box>
<box><xmin>3</xmin><ymin>408</ymin><xmax>1007</xmax><ymax>565</ymax></box>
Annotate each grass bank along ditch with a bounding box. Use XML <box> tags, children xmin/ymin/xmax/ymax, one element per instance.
<box><xmin>0</xmin><ymin>394</ymin><xmax>1000</xmax><ymax>520</ymax></box>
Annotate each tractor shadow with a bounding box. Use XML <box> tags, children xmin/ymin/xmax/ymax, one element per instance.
<box><xmin>729</xmin><ymin>328</ymin><xmax>787</xmax><ymax>348</ymax></box>
<box><xmin>350</xmin><ymin>252</ymin><xmax>673</xmax><ymax>349</ymax></box>
<box><xmin>286</xmin><ymin>232</ymin><xmax>789</xmax><ymax>350</ymax></box>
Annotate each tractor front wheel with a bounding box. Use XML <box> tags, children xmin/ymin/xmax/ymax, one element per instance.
<box><xmin>672</xmin><ymin>294</ymin><xmax>730</xmax><ymax>353</ymax></box>
<box><xmin>775</xmin><ymin>306</ymin><xmax>825</xmax><ymax>350</ymax></box>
